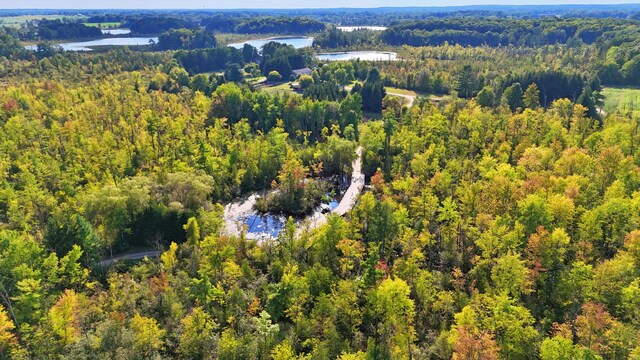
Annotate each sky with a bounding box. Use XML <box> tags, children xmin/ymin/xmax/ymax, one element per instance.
<box><xmin>2</xmin><ymin>0</ymin><xmax>640</xmax><ymax>9</ymax></box>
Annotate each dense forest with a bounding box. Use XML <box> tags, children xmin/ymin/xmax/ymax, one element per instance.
<box><xmin>1</xmin><ymin>6</ymin><xmax>640</xmax><ymax>360</ymax></box>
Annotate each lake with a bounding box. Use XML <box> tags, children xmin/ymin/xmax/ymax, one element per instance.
<box><xmin>316</xmin><ymin>51</ymin><xmax>397</xmax><ymax>61</ymax></box>
<box><xmin>337</xmin><ymin>26</ymin><xmax>387</xmax><ymax>32</ymax></box>
<box><xmin>101</xmin><ymin>29</ymin><xmax>131</xmax><ymax>35</ymax></box>
<box><xmin>25</xmin><ymin>37</ymin><xmax>158</xmax><ymax>51</ymax></box>
<box><xmin>227</xmin><ymin>36</ymin><xmax>314</xmax><ymax>49</ymax></box>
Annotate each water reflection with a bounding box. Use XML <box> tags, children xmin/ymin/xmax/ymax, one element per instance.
<box><xmin>242</xmin><ymin>194</ymin><xmax>340</xmax><ymax>238</ymax></box>
<box><xmin>227</xmin><ymin>36</ymin><xmax>313</xmax><ymax>49</ymax></box>
<box><xmin>316</xmin><ymin>51</ymin><xmax>397</xmax><ymax>61</ymax></box>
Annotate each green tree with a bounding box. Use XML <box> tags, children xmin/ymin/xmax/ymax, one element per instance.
<box><xmin>577</xmin><ymin>86</ymin><xmax>600</xmax><ymax>121</ymax></box>
<box><xmin>454</xmin><ymin>65</ymin><xmax>476</xmax><ymax>99</ymax></box>
<box><xmin>131</xmin><ymin>313</ymin><xmax>166</xmax><ymax>357</ymax></box>
<box><xmin>45</xmin><ymin>212</ymin><xmax>100</xmax><ymax>266</ymax></box>
<box><xmin>177</xmin><ymin>307</ymin><xmax>216</xmax><ymax>359</ymax></box>
<box><xmin>255</xmin><ymin>311</ymin><xmax>280</xmax><ymax>359</ymax></box>
<box><xmin>268</xmin><ymin>71</ymin><xmax>283</xmax><ymax>82</ymax></box>
<box><xmin>225</xmin><ymin>63</ymin><xmax>244</xmax><ymax>82</ymax></box>
<box><xmin>540</xmin><ymin>336</ymin><xmax>585</xmax><ymax>360</ymax></box>
<box><xmin>476</xmin><ymin>86</ymin><xmax>496</xmax><ymax>107</ymax></box>
<box><xmin>367</xmin><ymin>277</ymin><xmax>416</xmax><ymax>359</ymax></box>
<box><xmin>503</xmin><ymin>83</ymin><xmax>524</xmax><ymax>112</ymax></box>
<box><xmin>523</xmin><ymin>83</ymin><xmax>541</xmax><ymax>109</ymax></box>
<box><xmin>298</xmin><ymin>74</ymin><xmax>314</xmax><ymax>89</ymax></box>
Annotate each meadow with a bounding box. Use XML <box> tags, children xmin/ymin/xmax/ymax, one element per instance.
<box><xmin>0</xmin><ymin>14</ymin><xmax>85</xmax><ymax>27</ymax></box>
<box><xmin>602</xmin><ymin>86</ymin><xmax>640</xmax><ymax>115</ymax></box>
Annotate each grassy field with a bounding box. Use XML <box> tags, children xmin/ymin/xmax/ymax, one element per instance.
<box><xmin>0</xmin><ymin>15</ymin><xmax>85</xmax><ymax>28</ymax></box>
<box><xmin>602</xmin><ymin>87</ymin><xmax>640</xmax><ymax>115</ymax></box>
<box><xmin>385</xmin><ymin>86</ymin><xmax>418</xmax><ymax>97</ymax></box>
<box><xmin>85</xmin><ymin>22</ymin><xmax>121</xmax><ymax>28</ymax></box>
<box><xmin>261</xmin><ymin>82</ymin><xmax>299</xmax><ymax>96</ymax></box>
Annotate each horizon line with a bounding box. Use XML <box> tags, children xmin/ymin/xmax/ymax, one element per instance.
<box><xmin>4</xmin><ymin>3</ymin><xmax>640</xmax><ymax>11</ymax></box>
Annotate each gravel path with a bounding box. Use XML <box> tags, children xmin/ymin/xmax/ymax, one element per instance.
<box><xmin>99</xmin><ymin>250</ymin><xmax>161</xmax><ymax>267</ymax></box>
<box><xmin>296</xmin><ymin>146</ymin><xmax>363</xmax><ymax>235</ymax></box>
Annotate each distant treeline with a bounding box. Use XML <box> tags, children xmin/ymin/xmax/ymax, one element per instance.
<box><xmin>86</xmin><ymin>14</ymin><xmax>122</xmax><ymax>23</ymax></box>
<box><xmin>123</xmin><ymin>15</ymin><xmax>324</xmax><ymax>35</ymax></box>
<box><xmin>174</xmin><ymin>40</ymin><xmax>311</xmax><ymax>79</ymax></box>
<box><xmin>313</xmin><ymin>26</ymin><xmax>380</xmax><ymax>48</ymax></box>
<box><xmin>175</xmin><ymin>47</ymin><xmax>244</xmax><ymax>74</ymax></box>
<box><xmin>127</xmin><ymin>17</ymin><xmax>194</xmax><ymax>34</ymax></box>
<box><xmin>261</xmin><ymin>42</ymin><xmax>309</xmax><ymax>78</ymax></box>
<box><xmin>37</xmin><ymin>19</ymin><xmax>102</xmax><ymax>40</ymax></box>
<box><xmin>380</xmin><ymin>18</ymin><xmax>636</xmax><ymax>47</ymax></box>
<box><xmin>157</xmin><ymin>28</ymin><xmax>217</xmax><ymax>50</ymax></box>
<box><xmin>0</xmin><ymin>28</ymin><xmax>27</xmax><ymax>58</ymax></box>
<box><xmin>498</xmin><ymin>70</ymin><xmax>588</xmax><ymax>106</ymax></box>
<box><xmin>202</xmin><ymin>16</ymin><xmax>325</xmax><ymax>34</ymax></box>
<box><xmin>313</xmin><ymin>17</ymin><xmax>638</xmax><ymax>49</ymax></box>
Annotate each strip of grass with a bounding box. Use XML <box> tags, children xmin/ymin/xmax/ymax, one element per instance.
<box><xmin>85</xmin><ymin>22</ymin><xmax>121</xmax><ymax>28</ymax></box>
<box><xmin>385</xmin><ymin>86</ymin><xmax>418</xmax><ymax>97</ymax></box>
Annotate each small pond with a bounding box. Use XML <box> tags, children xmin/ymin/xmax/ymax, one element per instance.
<box><xmin>227</xmin><ymin>36</ymin><xmax>314</xmax><ymax>49</ymax></box>
<box><xmin>242</xmin><ymin>196</ymin><xmax>340</xmax><ymax>239</ymax></box>
<box><xmin>316</xmin><ymin>51</ymin><xmax>397</xmax><ymax>61</ymax></box>
<box><xmin>25</xmin><ymin>37</ymin><xmax>158</xmax><ymax>51</ymax></box>
<box><xmin>101</xmin><ymin>29</ymin><xmax>132</xmax><ymax>35</ymax></box>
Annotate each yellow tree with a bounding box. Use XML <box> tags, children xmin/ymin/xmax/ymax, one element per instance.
<box><xmin>131</xmin><ymin>313</ymin><xmax>166</xmax><ymax>357</ymax></box>
<box><xmin>0</xmin><ymin>304</ymin><xmax>25</xmax><ymax>359</ymax></box>
<box><xmin>49</xmin><ymin>289</ymin><xmax>82</xmax><ymax>348</ymax></box>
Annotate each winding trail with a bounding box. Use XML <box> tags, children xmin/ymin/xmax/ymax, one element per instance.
<box><xmin>346</xmin><ymin>85</ymin><xmax>416</xmax><ymax>108</ymax></box>
<box><xmin>390</xmin><ymin>92</ymin><xmax>416</xmax><ymax>108</ymax></box>
<box><xmin>99</xmin><ymin>250</ymin><xmax>161</xmax><ymax>267</ymax></box>
<box><xmin>296</xmin><ymin>146</ymin><xmax>364</xmax><ymax>236</ymax></box>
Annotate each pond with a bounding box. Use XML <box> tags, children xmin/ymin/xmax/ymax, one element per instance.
<box><xmin>227</xmin><ymin>36</ymin><xmax>314</xmax><ymax>50</ymax></box>
<box><xmin>223</xmin><ymin>147</ymin><xmax>363</xmax><ymax>240</ymax></box>
<box><xmin>25</xmin><ymin>37</ymin><xmax>158</xmax><ymax>51</ymax></box>
<box><xmin>337</xmin><ymin>26</ymin><xmax>387</xmax><ymax>32</ymax></box>
<box><xmin>241</xmin><ymin>196</ymin><xmax>340</xmax><ymax>239</ymax></box>
<box><xmin>101</xmin><ymin>29</ymin><xmax>131</xmax><ymax>35</ymax></box>
<box><xmin>316</xmin><ymin>51</ymin><xmax>397</xmax><ymax>61</ymax></box>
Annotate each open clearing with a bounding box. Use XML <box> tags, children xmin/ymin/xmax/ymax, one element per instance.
<box><xmin>261</xmin><ymin>82</ymin><xmax>299</xmax><ymax>96</ymax></box>
<box><xmin>0</xmin><ymin>15</ymin><xmax>86</xmax><ymax>27</ymax></box>
<box><xmin>602</xmin><ymin>87</ymin><xmax>640</xmax><ymax>115</ymax></box>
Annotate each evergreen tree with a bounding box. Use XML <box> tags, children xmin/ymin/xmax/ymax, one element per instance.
<box><xmin>577</xmin><ymin>85</ymin><xmax>601</xmax><ymax>122</ymax></box>
<box><xmin>455</xmin><ymin>65</ymin><xmax>476</xmax><ymax>99</ymax></box>
<box><xmin>502</xmin><ymin>82</ymin><xmax>524</xmax><ymax>112</ymax></box>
